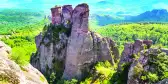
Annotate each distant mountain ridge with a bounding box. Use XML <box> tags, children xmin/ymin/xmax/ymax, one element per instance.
<box><xmin>126</xmin><ymin>9</ymin><xmax>168</xmax><ymax>22</ymax></box>
<box><xmin>90</xmin><ymin>14</ymin><xmax>123</xmax><ymax>26</ymax></box>
<box><xmin>92</xmin><ymin>9</ymin><xmax>168</xmax><ymax>26</ymax></box>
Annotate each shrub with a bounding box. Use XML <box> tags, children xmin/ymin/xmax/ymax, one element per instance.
<box><xmin>49</xmin><ymin>72</ymin><xmax>56</xmax><ymax>84</ymax></box>
<box><xmin>133</xmin><ymin>62</ymin><xmax>143</xmax><ymax>78</ymax></box>
<box><xmin>147</xmin><ymin>72</ymin><xmax>158</xmax><ymax>83</ymax></box>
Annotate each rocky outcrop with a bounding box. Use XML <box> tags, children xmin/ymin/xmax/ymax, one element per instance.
<box><xmin>31</xmin><ymin>3</ymin><xmax>119</xmax><ymax>80</ymax></box>
<box><xmin>127</xmin><ymin>48</ymin><xmax>168</xmax><ymax>84</ymax></box>
<box><xmin>0</xmin><ymin>41</ymin><xmax>11</xmax><ymax>58</ymax></box>
<box><xmin>0</xmin><ymin>41</ymin><xmax>48</xmax><ymax>84</ymax></box>
<box><xmin>117</xmin><ymin>40</ymin><xmax>168</xmax><ymax>84</ymax></box>
<box><xmin>118</xmin><ymin>39</ymin><xmax>152</xmax><ymax>71</ymax></box>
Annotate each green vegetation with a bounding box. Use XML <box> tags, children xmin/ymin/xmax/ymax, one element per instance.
<box><xmin>1</xmin><ymin>9</ymin><xmax>168</xmax><ymax>84</ymax></box>
<box><xmin>0</xmin><ymin>9</ymin><xmax>45</xmax><ymax>66</ymax></box>
<box><xmin>42</xmin><ymin>24</ymin><xmax>71</xmax><ymax>44</ymax></box>
<box><xmin>0</xmin><ymin>9</ymin><xmax>44</xmax><ymax>35</ymax></box>
<box><xmin>91</xmin><ymin>23</ymin><xmax>168</xmax><ymax>53</ymax></box>
<box><xmin>40</xmin><ymin>75</ymin><xmax>46</xmax><ymax>82</ymax></box>
<box><xmin>81</xmin><ymin>61</ymin><xmax>117</xmax><ymax>84</ymax></box>
<box><xmin>1</xmin><ymin>21</ymin><xmax>44</xmax><ymax>66</ymax></box>
<box><xmin>140</xmin><ymin>51</ymin><xmax>168</xmax><ymax>83</ymax></box>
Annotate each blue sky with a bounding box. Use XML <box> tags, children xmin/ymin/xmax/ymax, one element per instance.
<box><xmin>1</xmin><ymin>0</ymin><xmax>168</xmax><ymax>16</ymax></box>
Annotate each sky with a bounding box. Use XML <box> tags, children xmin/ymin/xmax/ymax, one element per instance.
<box><xmin>1</xmin><ymin>0</ymin><xmax>168</xmax><ymax>16</ymax></box>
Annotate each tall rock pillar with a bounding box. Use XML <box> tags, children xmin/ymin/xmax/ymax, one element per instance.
<box><xmin>62</xmin><ymin>3</ymin><xmax>89</xmax><ymax>80</ymax></box>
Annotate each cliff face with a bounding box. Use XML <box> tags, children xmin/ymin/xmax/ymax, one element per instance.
<box><xmin>30</xmin><ymin>3</ymin><xmax>119</xmax><ymax>80</ymax></box>
<box><xmin>0</xmin><ymin>41</ymin><xmax>48</xmax><ymax>84</ymax></box>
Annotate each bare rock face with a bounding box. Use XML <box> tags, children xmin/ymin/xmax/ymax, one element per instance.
<box><xmin>62</xmin><ymin>3</ymin><xmax>90</xmax><ymax>80</ymax></box>
<box><xmin>51</xmin><ymin>6</ymin><xmax>62</xmax><ymax>25</ymax></box>
<box><xmin>118</xmin><ymin>40</ymin><xmax>152</xmax><ymax>71</ymax></box>
<box><xmin>0</xmin><ymin>41</ymin><xmax>48</xmax><ymax>84</ymax></box>
<box><xmin>0</xmin><ymin>41</ymin><xmax>11</xmax><ymax>58</ymax></box>
<box><xmin>62</xmin><ymin>5</ymin><xmax>73</xmax><ymax>28</ymax></box>
<box><xmin>31</xmin><ymin>3</ymin><xmax>119</xmax><ymax>80</ymax></box>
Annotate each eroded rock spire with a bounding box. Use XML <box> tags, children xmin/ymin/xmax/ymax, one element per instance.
<box><xmin>31</xmin><ymin>3</ymin><xmax>119</xmax><ymax>80</ymax></box>
<box><xmin>62</xmin><ymin>3</ymin><xmax>89</xmax><ymax>80</ymax></box>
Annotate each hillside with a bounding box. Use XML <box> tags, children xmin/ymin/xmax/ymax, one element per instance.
<box><xmin>93</xmin><ymin>23</ymin><xmax>168</xmax><ymax>52</ymax></box>
<box><xmin>0</xmin><ymin>9</ymin><xmax>46</xmax><ymax>66</ymax></box>
<box><xmin>0</xmin><ymin>9</ymin><xmax>44</xmax><ymax>35</ymax></box>
<box><xmin>93</xmin><ymin>9</ymin><xmax>168</xmax><ymax>26</ymax></box>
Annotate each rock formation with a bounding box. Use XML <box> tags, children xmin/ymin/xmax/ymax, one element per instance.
<box><xmin>0</xmin><ymin>41</ymin><xmax>48</xmax><ymax>84</ymax></box>
<box><xmin>118</xmin><ymin>39</ymin><xmax>152</xmax><ymax>71</ymax></box>
<box><xmin>30</xmin><ymin>3</ymin><xmax>119</xmax><ymax>80</ymax></box>
<box><xmin>0</xmin><ymin>41</ymin><xmax>11</xmax><ymax>58</ymax></box>
<box><xmin>62</xmin><ymin>5</ymin><xmax>73</xmax><ymax>28</ymax></box>
<box><xmin>127</xmin><ymin>48</ymin><xmax>168</xmax><ymax>84</ymax></box>
<box><xmin>117</xmin><ymin>39</ymin><xmax>168</xmax><ymax>84</ymax></box>
<box><xmin>51</xmin><ymin>6</ymin><xmax>62</xmax><ymax>25</ymax></box>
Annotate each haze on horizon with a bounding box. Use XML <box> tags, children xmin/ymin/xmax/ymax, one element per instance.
<box><xmin>1</xmin><ymin>0</ymin><xmax>168</xmax><ymax>16</ymax></box>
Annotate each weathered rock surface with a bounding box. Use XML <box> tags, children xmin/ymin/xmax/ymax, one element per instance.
<box><xmin>0</xmin><ymin>41</ymin><xmax>11</xmax><ymax>58</ymax></box>
<box><xmin>118</xmin><ymin>39</ymin><xmax>152</xmax><ymax>71</ymax></box>
<box><xmin>51</xmin><ymin>6</ymin><xmax>62</xmax><ymax>25</ymax></box>
<box><xmin>62</xmin><ymin>5</ymin><xmax>73</xmax><ymax>28</ymax></box>
<box><xmin>156</xmin><ymin>79</ymin><xmax>168</xmax><ymax>84</ymax></box>
<box><xmin>127</xmin><ymin>48</ymin><xmax>168</xmax><ymax>84</ymax></box>
<box><xmin>0</xmin><ymin>41</ymin><xmax>48</xmax><ymax>84</ymax></box>
<box><xmin>31</xmin><ymin>3</ymin><xmax>119</xmax><ymax>80</ymax></box>
<box><xmin>117</xmin><ymin>40</ymin><xmax>168</xmax><ymax>84</ymax></box>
